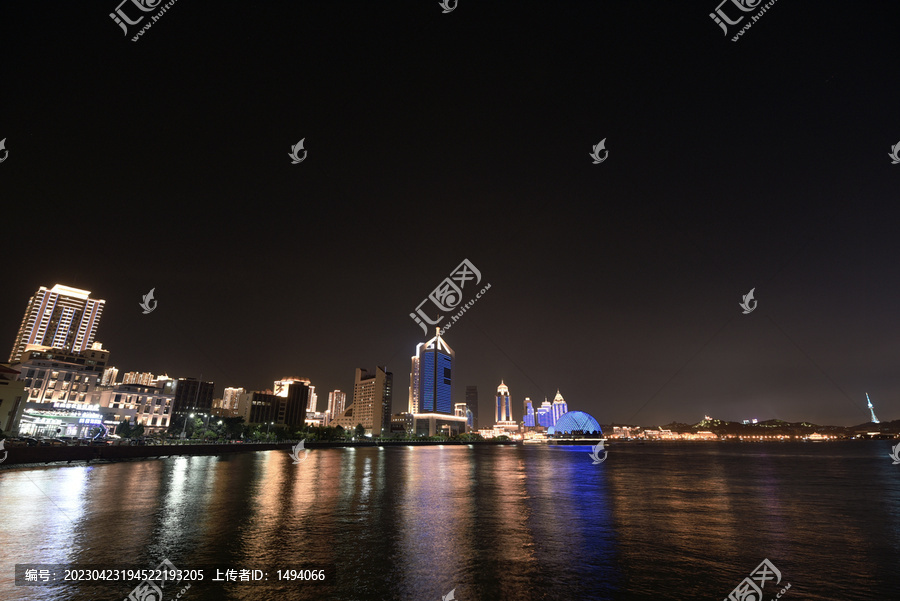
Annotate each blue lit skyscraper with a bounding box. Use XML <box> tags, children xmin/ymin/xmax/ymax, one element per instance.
<box><xmin>408</xmin><ymin>328</ymin><xmax>454</xmax><ymax>415</ymax></box>
<box><xmin>537</xmin><ymin>397</ymin><xmax>553</xmax><ymax>428</ymax></box>
<box><xmin>523</xmin><ymin>397</ymin><xmax>535</xmax><ymax>428</ymax></box>
<box><xmin>551</xmin><ymin>390</ymin><xmax>568</xmax><ymax>425</ymax></box>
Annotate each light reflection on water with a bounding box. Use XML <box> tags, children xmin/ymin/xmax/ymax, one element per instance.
<box><xmin>0</xmin><ymin>442</ymin><xmax>898</xmax><ymax>600</ymax></box>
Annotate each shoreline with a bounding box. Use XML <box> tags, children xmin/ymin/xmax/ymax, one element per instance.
<box><xmin>0</xmin><ymin>439</ymin><xmax>516</xmax><ymax>469</ymax></box>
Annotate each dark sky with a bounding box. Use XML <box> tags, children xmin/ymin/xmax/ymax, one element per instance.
<box><xmin>2</xmin><ymin>1</ymin><xmax>898</xmax><ymax>427</ymax></box>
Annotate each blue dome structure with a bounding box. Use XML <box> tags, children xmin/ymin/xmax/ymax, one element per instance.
<box><xmin>553</xmin><ymin>411</ymin><xmax>602</xmax><ymax>435</ymax></box>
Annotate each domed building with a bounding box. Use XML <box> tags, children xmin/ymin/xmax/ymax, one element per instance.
<box><xmin>550</xmin><ymin>410</ymin><xmax>603</xmax><ymax>436</ymax></box>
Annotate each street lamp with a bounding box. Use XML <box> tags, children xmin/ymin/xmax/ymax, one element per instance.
<box><xmin>266</xmin><ymin>421</ymin><xmax>273</xmax><ymax>440</ymax></box>
<box><xmin>181</xmin><ymin>412</ymin><xmax>195</xmax><ymax>440</ymax></box>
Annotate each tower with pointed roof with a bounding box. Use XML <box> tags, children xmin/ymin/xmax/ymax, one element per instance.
<box><xmin>551</xmin><ymin>390</ymin><xmax>568</xmax><ymax>425</ymax></box>
<box><xmin>495</xmin><ymin>380</ymin><xmax>512</xmax><ymax>423</ymax></box>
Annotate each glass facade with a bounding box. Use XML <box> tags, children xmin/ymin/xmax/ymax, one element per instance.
<box><xmin>553</xmin><ymin>411</ymin><xmax>602</xmax><ymax>435</ymax></box>
<box><xmin>418</xmin><ymin>343</ymin><xmax>452</xmax><ymax>414</ymax></box>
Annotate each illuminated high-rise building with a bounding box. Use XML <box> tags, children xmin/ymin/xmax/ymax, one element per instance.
<box><xmin>307</xmin><ymin>385</ymin><xmax>318</xmax><ymax>413</ymax></box>
<box><xmin>408</xmin><ymin>328</ymin><xmax>454</xmax><ymax>415</ymax></box>
<box><xmin>123</xmin><ymin>371</ymin><xmax>155</xmax><ymax>386</ymax></box>
<box><xmin>223</xmin><ymin>387</ymin><xmax>244</xmax><ymax>412</ymax></box>
<box><xmin>101</xmin><ymin>366</ymin><xmax>119</xmax><ymax>386</ymax></box>
<box><xmin>495</xmin><ymin>381</ymin><xmax>512</xmax><ymax>423</ymax></box>
<box><xmin>523</xmin><ymin>397</ymin><xmax>535</xmax><ymax>428</ymax></box>
<box><xmin>537</xmin><ymin>397</ymin><xmax>553</xmax><ymax>428</ymax></box>
<box><xmin>326</xmin><ymin>390</ymin><xmax>346</xmax><ymax>425</ymax></box>
<box><xmin>9</xmin><ymin>284</ymin><xmax>106</xmax><ymax>363</ymax></box>
<box><xmin>551</xmin><ymin>390</ymin><xmax>568</xmax><ymax>424</ymax></box>
<box><xmin>332</xmin><ymin>367</ymin><xmax>393</xmax><ymax>436</ymax></box>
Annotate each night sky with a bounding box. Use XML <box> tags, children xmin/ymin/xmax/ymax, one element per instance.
<box><xmin>2</xmin><ymin>1</ymin><xmax>898</xmax><ymax>427</ymax></box>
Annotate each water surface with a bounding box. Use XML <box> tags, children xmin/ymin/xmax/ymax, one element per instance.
<box><xmin>1</xmin><ymin>442</ymin><xmax>898</xmax><ymax>600</ymax></box>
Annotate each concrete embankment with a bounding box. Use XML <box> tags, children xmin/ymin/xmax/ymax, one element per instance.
<box><xmin>0</xmin><ymin>440</ymin><xmax>513</xmax><ymax>467</ymax></box>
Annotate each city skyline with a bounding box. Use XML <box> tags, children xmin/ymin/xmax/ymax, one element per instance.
<box><xmin>1</xmin><ymin>280</ymin><xmax>894</xmax><ymax>429</ymax></box>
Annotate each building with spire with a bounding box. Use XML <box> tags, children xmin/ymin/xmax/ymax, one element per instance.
<box><xmin>9</xmin><ymin>284</ymin><xmax>106</xmax><ymax>363</ymax></box>
<box><xmin>495</xmin><ymin>381</ymin><xmax>512</xmax><ymax>423</ymax></box>
<box><xmin>494</xmin><ymin>381</ymin><xmax>517</xmax><ymax>435</ymax></box>
<box><xmin>551</xmin><ymin>390</ymin><xmax>568</xmax><ymax>425</ymax></box>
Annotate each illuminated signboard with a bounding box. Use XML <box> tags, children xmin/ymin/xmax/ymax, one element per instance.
<box><xmin>53</xmin><ymin>402</ymin><xmax>100</xmax><ymax>412</ymax></box>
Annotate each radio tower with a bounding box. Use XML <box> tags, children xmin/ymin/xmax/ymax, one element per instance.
<box><xmin>866</xmin><ymin>393</ymin><xmax>880</xmax><ymax>424</ymax></box>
